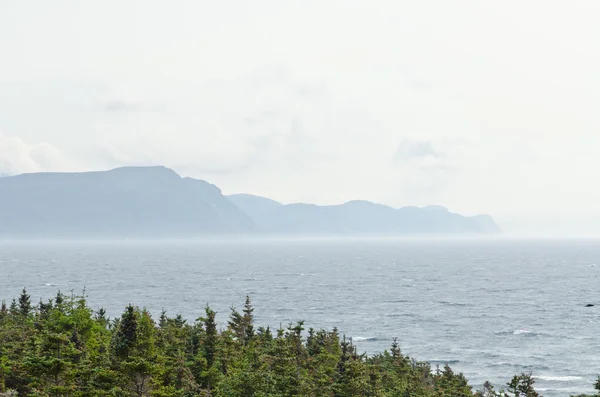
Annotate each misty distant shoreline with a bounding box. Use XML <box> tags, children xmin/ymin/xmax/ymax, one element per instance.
<box><xmin>0</xmin><ymin>166</ymin><xmax>501</xmax><ymax>238</ymax></box>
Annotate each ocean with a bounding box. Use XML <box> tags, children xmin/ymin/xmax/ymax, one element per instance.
<box><xmin>1</xmin><ymin>238</ymin><xmax>598</xmax><ymax>396</ymax></box>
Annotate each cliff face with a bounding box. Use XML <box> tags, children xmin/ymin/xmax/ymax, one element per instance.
<box><xmin>470</xmin><ymin>214</ymin><xmax>503</xmax><ymax>234</ymax></box>
<box><xmin>0</xmin><ymin>166</ymin><xmax>255</xmax><ymax>237</ymax></box>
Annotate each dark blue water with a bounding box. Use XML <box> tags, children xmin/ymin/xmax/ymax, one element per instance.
<box><xmin>1</xmin><ymin>238</ymin><xmax>599</xmax><ymax>396</ymax></box>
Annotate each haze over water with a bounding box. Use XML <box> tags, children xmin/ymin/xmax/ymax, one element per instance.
<box><xmin>1</xmin><ymin>237</ymin><xmax>599</xmax><ymax>396</ymax></box>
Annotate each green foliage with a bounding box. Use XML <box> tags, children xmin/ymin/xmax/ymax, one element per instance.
<box><xmin>1</xmin><ymin>291</ymin><xmax>583</xmax><ymax>397</ymax></box>
<box><xmin>18</xmin><ymin>289</ymin><xmax>31</xmax><ymax>317</ymax></box>
<box><xmin>505</xmin><ymin>373</ymin><xmax>539</xmax><ymax>397</ymax></box>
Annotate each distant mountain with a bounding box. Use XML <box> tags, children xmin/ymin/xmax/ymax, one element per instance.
<box><xmin>0</xmin><ymin>166</ymin><xmax>254</xmax><ymax>237</ymax></box>
<box><xmin>470</xmin><ymin>214</ymin><xmax>502</xmax><ymax>233</ymax></box>
<box><xmin>0</xmin><ymin>166</ymin><xmax>500</xmax><ymax>238</ymax></box>
<box><xmin>227</xmin><ymin>194</ymin><xmax>501</xmax><ymax>235</ymax></box>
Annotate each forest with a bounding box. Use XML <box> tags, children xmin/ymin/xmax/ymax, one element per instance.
<box><xmin>0</xmin><ymin>289</ymin><xmax>597</xmax><ymax>397</ymax></box>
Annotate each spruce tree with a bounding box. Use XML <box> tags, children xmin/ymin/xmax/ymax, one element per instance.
<box><xmin>506</xmin><ymin>373</ymin><xmax>539</xmax><ymax>397</ymax></box>
<box><xmin>38</xmin><ymin>299</ymin><xmax>53</xmax><ymax>319</ymax></box>
<box><xmin>0</xmin><ymin>291</ymin><xmax>566</xmax><ymax>397</ymax></box>
<box><xmin>202</xmin><ymin>306</ymin><xmax>217</xmax><ymax>368</ymax></box>
<box><xmin>242</xmin><ymin>295</ymin><xmax>255</xmax><ymax>344</ymax></box>
<box><xmin>227</xmin><ymin>305</ymin><xmax>244</xmax><ymax>342</ymax></box>
<box><xmin>159</xmin><ymin>309</ymin><xmax>168</xmax><ymax>328</ymax></box>
<box><xmin>18</xmin><ymin>288</ymin><xmax>31</xmax><ymax>317</ymax></box>
<box><xmin>111</xmin><ymin>305</ymin><xmax>138</xmax><ymax>359</ymax></box>
<box><xmin>9</xmin><ymin>299</ymin><xmax>18</xmax><ymax>315</ymax></box>
<box><xmin>55</xmin><ymin>291</ymin><xmax>64</xmax><ymax>307</ymax></box>
<box><xmin>0</xmin><ymin>300</ymin><xmax>7</xmax><ymax>320</ymax></box>
<box><xmin>256</xmin><ymin>326</ymin><xmax>273</xmax><ymax>344</ymax></box>
<box><xmin>199</xmin><ymin>305</ymin><xmax>219</xmax><ymax>393</ymax></box>
<box><xmin>95</xmin><ymin>307</ymin><xmax>108</xmax><ymax>324</ymax></box>
<box><xmin>136</xmin><ymin>308</ymin><xmax>156</xmax><ymax>359</ymax></box>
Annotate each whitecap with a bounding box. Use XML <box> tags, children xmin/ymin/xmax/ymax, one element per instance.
<box><xmin>489</xmin><ymin>362</ymin><xmax>551</xmax><ymax>371</ymax></box>
<box><xmin>490</xmin><ymin>361</ymin><xmax>512</xmax><ymax>367</ymax></box>
<box><xmin>44</xmin><ymin>283</ymin><xmax>58</xmax><ymax>287</ymax></box>
<box><xmin>513</xmin><ymin>329</ymin><xmax>533</xmax><ymax>335</ymax></box>
<box><xmin>352</xmin><ymin>336</ymin><xmax>378</xmax><ymax>342</ymax></box>
<box><xmin>535</xmin><ymin>375</ymin><xmax>583</xmax><ymax>382</ymax></box>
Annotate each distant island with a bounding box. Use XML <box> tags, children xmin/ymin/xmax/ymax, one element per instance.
<box><xmin>0</xmin><ymin>166</ymin><xmax>501</xmax><ymax>238</ymax></box>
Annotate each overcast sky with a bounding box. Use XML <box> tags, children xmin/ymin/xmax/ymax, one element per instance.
<box><xmin>1</xmin><ymin>1</ymin><xmax>600</xmax><ymax>234</ymax></box>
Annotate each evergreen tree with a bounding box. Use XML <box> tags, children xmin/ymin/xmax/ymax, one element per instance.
<box><xmin>242</xmin><ymin>295</ymin><xmax>255</xmax><ymax>345</ymax></box>
<box><xmin>0</xmin><ymin>291</ymin><xmax>559</xmax><ymax>397</ymax></box>
<box><xmin>506</xmin><ymin>373</ymin><xmax>539</xmax><ymax>397</ymax></box>
<box><xmin>55</xmin><ymin>291</ymin><xmax>64</xmax><ymax>307</ymax></box>
<box><xmin>199</xmin><ymin>305</ymin><xmax>220</xmax><ymax>393</ymax></box>
<box><xmin>9</xmin><ymin>299</ymin><xmax>18</xmax><ymax>315</ymax></box>
<box><xmin>201</xmin><ymin>306</ymin><xmax>217</xmax><ymax>369</ymax></box>
<box><xmin>111</xmin><ymin>305</ymin><xmax>138</xmax><ymax>359</ymax></box>
<box><xmin>38</xmin><ymin>298</ymin><xmax>53</xmax><ymax>319</ymax></box>
<box><xmin>159</xmin><ymin>309</ymin><xmax>168</xmax><ymax>329</ymax></box>
<box><xmin>95</xmin><ymin>307</ymin><xmax>108</xmax><ymax>326</ymax></box>
<box><xmin>475</xmin><ymin>380</ymin><xmax>503</xmax><ymax>397</ymax></box>
<box><xmin>18</xmin><ymin>288</ymin><xmax>31</xmax><ymax>317</ymax></box>
<box><xmin>227</xmin><ymin>305</ymin><xmax>244</xmax><ymax>341</ymax></box>
<box><xmin>226</xmin><ymin>296</ymin><xmax>255</xmax><ymax>346</ymax></box>
<box><xmin>0</xmin><ymin>300</ymin><xmax>7</xmax><ymax>320</ymax></box>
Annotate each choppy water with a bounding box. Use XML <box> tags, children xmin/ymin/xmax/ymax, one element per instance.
<box><xmin>1</xmin><ymin>238</ymin><xmax>599</xmax><ymax>396</ymax></box>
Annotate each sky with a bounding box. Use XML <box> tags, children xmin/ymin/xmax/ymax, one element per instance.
<box><xmin>1</xmin><ymin>1</ymin><xmax>600</xmax><ymax>235</ymax></box>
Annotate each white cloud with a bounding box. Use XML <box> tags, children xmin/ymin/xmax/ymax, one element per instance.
<box><xmin>0</xmin><ymin>134</ymin><xmax>64</xmax><ymax>175</ymax></box>
<box><xmin>2</xmin><ymin>0</ymin><xmax>600</xmax><ymax>233</ymax></box>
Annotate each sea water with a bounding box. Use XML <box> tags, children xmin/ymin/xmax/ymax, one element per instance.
<box><xmin>1</xmin><ymin>238</ymin><xmax>599</xmax><ymax>396</ymax></box>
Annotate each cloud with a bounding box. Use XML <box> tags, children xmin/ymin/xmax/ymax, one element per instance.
<box><xmin>88</xmin><ymin>68</ymin><xmax>335</xmax><ymax>182</ymax></box>
<box><xmin>104</xmin><ymin>100</ymin><xmax>137</xmax><ymax>112</ymax></box>
<box><xmin>98</xmin><ymin>133</ymin><xmax>261</xmax><ymax>177</ymax></box>
<box><xmin>387</xmin><ymin>138</ymin><xmax>466</xmax><ymax>205</ymax></box>
<box><xmin>394</xmin><ymin>139</ymin><xmax>442</xmax><ymax>163</ymax></box>
<box><xmin>0</xmin><ymin>133</ymin><xmax>64</xmax><ymax>175</ymax></box>
<box><xmin>96</xmin><ymin>113</ymin><xmax>315</xmax><ymax>178</ymax></box>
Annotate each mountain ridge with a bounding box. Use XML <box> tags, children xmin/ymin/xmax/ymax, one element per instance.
<box><xmin>0</xmin><ymin>166</ymin><xmax>254</xmax><ymax>237</ymax></box>
<box><xmin>227</xmin><ymin>193</ymin><xmax>501</xmax><ymax>235</ymax></box>
<box><xmin>0</xmin><ymin>166</ymin><xmax>501</xmax><ymax>237</ymax></box>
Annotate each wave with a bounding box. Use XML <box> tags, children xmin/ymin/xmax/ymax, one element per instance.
<box><xmin>513</xmin><ymin>329</ymin><xmax>533</xmax><ymax>335</ymax></box>
<box><xmin>494</xmin><ymin>329</ymin><xmax>539</xmax><ymax>337</ymax></box>
<box><xmin>489</xmin><ymin>362</ymin><xmax>550</xmax><ymax>371</ymax></box>
<box><xmin>535</xmin><ymin>375</ymin><xmax>583</xmax><ymax>382</ymax></box>
<box><xmin>430</xmin><ymin>359</ymin><xmax>461</xmax><ymax>365</ymax></box>
<box><xmin>437</xmin><ymin>300</ymin><xmax>470</xmax><ymax>307</ymax></box>
<box><xmin>385</xmin><ymin>313</ymin><xmax>420</xmax><ymax>318</ymax></box>
<box><xmin>44</xmin><ymin>283</ymin><xmax>58</xmax><ymax>287</ymax></box>
<box><xmin>273</xmin><ymin>273</ymin><xmax>315</xmax><ymax>277</ymax></box>
<box><xmin>351</xmin><ymin>336</ymin><xmax>378</xmax><ymax>342</ymax></box>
